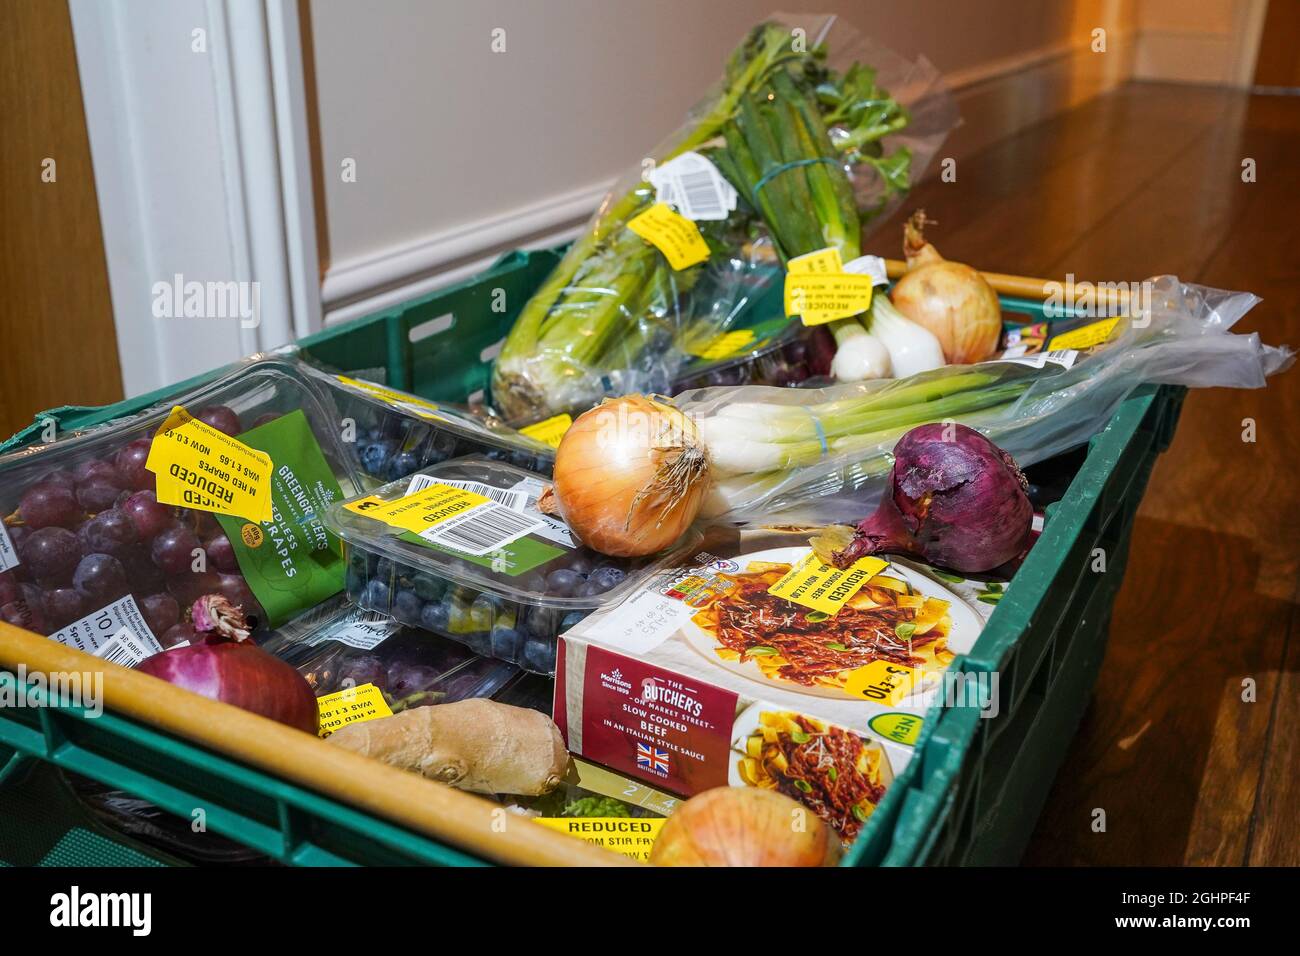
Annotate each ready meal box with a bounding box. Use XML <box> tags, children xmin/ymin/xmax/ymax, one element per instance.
<box><xmin>553</xmin><ymin>526</ymin><xmax>1001</xmax><ymax>843</ymax></box>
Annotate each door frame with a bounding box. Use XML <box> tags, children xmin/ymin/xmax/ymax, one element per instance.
<box><xmin>68</xmin><ymin>0</ymin><xmax>321</xmax><ymax>397</ymax></box>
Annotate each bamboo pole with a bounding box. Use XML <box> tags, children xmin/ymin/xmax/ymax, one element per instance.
<box><xmin>0</xmin><ymin>620</ymin><xmax>634</xmax><ymax>867</ymax></box>
<box><xmin>882</xmin><ymin>258</ymin><xmax>1132</xmax><ymax>309</ymax></box>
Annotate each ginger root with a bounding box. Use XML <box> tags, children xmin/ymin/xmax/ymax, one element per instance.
<box><xmin>326</xmin><ymin>698</ymin><xmax>569</xmax><ymax>795</ymax></box>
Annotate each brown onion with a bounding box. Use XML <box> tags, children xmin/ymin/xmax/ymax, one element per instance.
<box><xmin>890</xmin><ymin>211</ymin><xmax>1002</xmax><ymax>365</ymax></box>
<box><xmin>541</xmin><ymin>395</ymin><xmax>709</xmax><ymax>557</ymax></box>
<box><xmin>649</xmin><ymin>787</ymin><xmax>842</xmax><ymax>867</ymax></box>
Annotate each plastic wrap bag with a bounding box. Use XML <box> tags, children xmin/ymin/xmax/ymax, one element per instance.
<box><xmin>490</xmin><ymin>12</ymin><xmax>957</xmax><ymax>425</ymax></box>
<box><xmin>680</xmin><ymin>277</ymin><xmax>1293</xmax><ymax>524</ymax></box>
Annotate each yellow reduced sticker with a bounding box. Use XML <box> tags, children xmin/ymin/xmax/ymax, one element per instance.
<box><xmin>316</xmin><ymin>682</ymin><xmax>393</xmax><ymax>738</ymax></box>
<box><xmin>844</xmin><ymin>660</ymin><xmax>921</xmax><ymax>705</ymax></box>
<box><xmin>627</xmin><ymin>203</ymin><xmax>710</xmax><ymax>271</ymax></box>
<box><xmin>766</xmin><ymin>551</ymin><xmax>889</xmax><ymax>617</ymax></box>
<box><xmin>534</xmin><ymin>817</ymin><xmax>666</xmax><ymax>863</ymax></box>
<box><xmin>145</xmin><ymin>406</ymin><xmax>274</xmax><ymax>523</ymax></box>
<box><xmin>343</xmin><ymin>483</ymin><xmax>489</xmax><ymax>535</ymax></box>
<box><xmin>784</xmin><ymin>246</ymin><xmax>874</xmax><ymax>325</ymax></box>
<box><xmin>520</xmin><ymin>413</ymin><xmax>573</xmax><ymax>449</ymax></box>
<box><xmin>686</xmin><ymin>329</ymin><xmax>756</xmax><ymax>360</ymax></box>
<box><xmin>1047</xmin><ymin>317</ymin><xmax>1120</xmax><ymax>351</ymax></box>
<box><xmin>787</xmin><ymin>247</ymin><xmax>844</xmax><ymax>274</ymax></box>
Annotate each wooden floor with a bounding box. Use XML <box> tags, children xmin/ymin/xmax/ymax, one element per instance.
<box><xmin>869</xmin><ymin>82</ymin><xmax>1299</xmax><ymax>866</ymax></box>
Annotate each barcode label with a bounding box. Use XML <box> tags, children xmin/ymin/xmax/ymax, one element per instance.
<box><xmin>307</xmin><ymin>606</ymin><xmax>400</xmax><ymax>650</ymax></box>
<box><xmin>407</xmin><ymin>475</ymin><xmax>530</xmax><ymax>513</ymax></box>
<box><xmin>93</xmin><ymin>627</ymin><xmax>154</xmax><ymax>668</ymax></box>
<box><xmin>843</xmin><ymin>254</ymin><xmax>890</xmax><ymax>286</ymax></box>
<box><xmin>0</xmin><ymin>522</ymin><xmax>19</xmax><ymax>572</ymax></box>
<box><xmin>48</xmin><ymin>594</ymin><xmax>163</xmax><ymax>662</ymax></box>
<box><xmin>994</xmin><ymin>348</ymin><xmax>1078</xmax><ymax>370</ymax></box>
<box><xmin>508</xmin><ymin>477</ymin><xmax>579</xmax><ymax>548</ymax></box>
<box><xmin>676</xmin><ymin>169</ymin><xmax>725</xmax><ymax>219</ymax></box>
<box><xmin>418</xmin><ymin>501</ymin><xmax>545</xmax><ymax>556</ymax></box>
<box><xmin>647</xmin><ymin>151</ymin><xmax>737</xmax><ymax>222</ymax></box>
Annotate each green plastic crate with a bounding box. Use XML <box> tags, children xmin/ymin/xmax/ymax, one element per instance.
<box><xmin>0</xmin><ymin>247</ymin><xmax>1182</xmax><ymax>866</ymax></box>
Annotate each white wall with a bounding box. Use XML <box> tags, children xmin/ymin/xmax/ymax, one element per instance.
<box><xmin>308</xmin><ymin>0</ymin><xmax>1131</xmax><ymax>323</ymax></box>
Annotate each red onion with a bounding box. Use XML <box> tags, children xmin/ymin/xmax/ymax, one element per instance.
<box><xmin>828</xmin><ymin>423</ymin><xmax>1032</xmax><ymax>573</ymax></box>
<box><xmin>137</xmin><ymin>595</ymin><xmax>318</xmax><ymax>734</ymax></box>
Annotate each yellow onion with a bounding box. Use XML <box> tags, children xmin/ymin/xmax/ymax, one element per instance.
<box><xmin>890</xmin><ymin>211</ymin><xmax>1002</xmax><ymax>365</ymax></box>
<box><xmin>540</xmin><ymin>395</ymin><xmax>709</xmax><ymax>557</ymax></box>
<box><xmin>649</xmin><ymin>788</ymin><xmax>842</xmax><ymax>867</ymax></box>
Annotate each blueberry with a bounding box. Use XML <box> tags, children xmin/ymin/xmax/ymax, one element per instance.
<box><xmin>522</xmin><ymin>606</ymin><xmax>560</xmax><ymax>639</ymax></box>
<box><xmin>522</xmin><ymin>636</ymin><xmax>557</xmax><ymax>674</ymax></box>
<box><xmin>361</xmin><ymin>579</ymin><xmax>391</xmax><ymax>610</ymax></box>
<box><xmin>490</xmin><ymin>626</ymin><xmax>524</xmax><ymax>661</ymax></box>
<box><xmin>412</xmin><ymin>572</ymin><xmax>446</xmax><ymax>602</ymax></box>
<box><xmin>565</xmin><ymin>554</ymin><xmax>594</xmax><ymax>577</ymax></box>
<box><xmin>484</xmin><ymin>448</ymin><xmax>508</xmax><ymax>462</ymax></box>
<box><xmin>509</xmin><ymin>450</ymin><xmax>534</xmax><ymax>469</ymax></box>
<box><xmin>374</xmin><ymin>558</ymin><xmax>396</xmax><ymax>582</ymax></box>
<box><xmin>420</xmin><ymin>601</ymin><xmax>450</xmax><ymax>632</ymax></box>
<box><xmin>385</xmin><ymin>450</ymin><xmax>421</xmax><ymax>481</ymax></box>
<box><xmin>587</xmin><ymin>566</ymin><xmax>627</xmax><ymax>592</ymax></box>
<box><xmin>392</xmin><ymin>589</ymin><xmax>423</xmax><ymax>626</ymax></box>
<box><xmin>545</xmin><ymin>568</ymin><xmax>584</xmax><ymax>597</ymax></box>
<box><xmin>430</xmin><ymin>432</ymin><xmax>458</xmax><ymax>461</ymax></box>
<box><xmin>560</xmin><ymin>610</ymin><xmax>588</xmax><ymax>632</ymax></box>
<box><xmin>469</xmin><ymin>594</ymin><xmax>499</xmax><ymax>632</ymax></box>
<box><xmin>360</xmin><ymin>440</ymin><xmax>397</xmax><ymax>477</ymax></box>
<box><xmin>577</xmin><ymin>580</ymin><xmax>604</xmax><ymax>598</ymax></box>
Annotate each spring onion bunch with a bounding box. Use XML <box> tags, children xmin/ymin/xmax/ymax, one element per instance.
<box><xmin>491</xmin><ymin>21</ymin><xmax>916</xmax><ymax>424</ymax></box>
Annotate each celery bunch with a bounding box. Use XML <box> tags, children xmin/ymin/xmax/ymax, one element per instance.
<box><xmin>491</xmin><ymin>22</ymin><xmax>913</xmax><ymax>424</ymax></box>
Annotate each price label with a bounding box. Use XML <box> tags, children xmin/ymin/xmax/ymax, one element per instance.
<box><xmin>335</xmin><ymin>375</ymin><xmax>449</xmax><ymax>422</ymax></box>
<box><xmin>784</xmin><ymin>246</ymin><xmax>874</xmax><ymax>325</ymax></box>
<box><xmin>627</xmin><ymin>203</ymin><xmax>710</xmax><ymax>270</ymax></box>
<box><xmin>843</xmin><ymin>660</ymin><xmax>921</xmax><ymax>705</ymax></box>
<box><xmin>685</xmin><ymin>329</ymin><xmax>755</xmax><ymax>360</ymax></box>
<box><xmin>520</xmin><ymin>413</ymin><xmax>573</xmax><ymax>449</ymax></box>
<box><xmin>145</xmin><ymin>406</ymin><xmax>274</xmax><ymax>523</ymax></box>
<box><xmin>316</xmin><ymin>682</ymin><xmax>393</xmax><ymax>737</ymax></box>
<box><xmin>344</xmin><ymin>482</ymin><xmax>490</xmax><ymax>535</ymax></box>
<box><xmin>1047</xmin><ymin>317</ymin><xmax>1120</xmax><ymax>351</ymax></box>
<box><xmin>766</xmin><ymin>551</ymin><xmax>889</xmax><ymax>617</ymax></box>
<box><xmin>533</xmin><ymin>817</ymin><xmax>667</xmax><ymax>863</ymax></box>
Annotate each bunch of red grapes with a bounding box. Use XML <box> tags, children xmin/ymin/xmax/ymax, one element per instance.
<box><xmin>0</xmin><ymin>405</ymin><xmax>271</xmax><ymax>647</ymax></box>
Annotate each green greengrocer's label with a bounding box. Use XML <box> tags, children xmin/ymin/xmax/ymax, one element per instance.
<box><xmin>397</xmin><ymin>530</ymin><xmax>563</xmax><ymax>577</ymax></box>
<box><xmin>215</xmin><ymin>411</ymin><xmax>347</xmax><ymax>627</ymax></box>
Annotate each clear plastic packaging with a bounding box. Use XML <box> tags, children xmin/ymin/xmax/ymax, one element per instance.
<box><xmin>263</xmin><ymin>601</ymin><xmax>521</xmax><ymax>710</ymax></box>
<box><xmin>0</xmin><ymin>358</ymin><xmax>363</xmax><ymax>649</ymax></box>
<box><xmin>671</xmin><ymin>321</ymin><xmax>837</xmax><ymax>392</ymax></box>
<box><xmin>295</xmin><ymin>360</ymin><xmax>556</xmax><ymax>486</ymax></box>
<box><xmin>490</xmin><ymin>13</ymin><xmax>957</xmax><ymax>425</ymax></box>
<box><xmin>681</xmin><ymin>278</ymin><xmax>1294</xmax><ymax>524</ymax></box>
<box><xmin>327</xmin><ymin>457</ymin><xmax>701</xmax><ymax>674</ymax></box>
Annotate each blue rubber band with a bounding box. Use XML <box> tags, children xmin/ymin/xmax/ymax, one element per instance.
<box><xmin>753</xmin><ymin>157</ymin><xmax>839</xmax><ymax>196</ymax></box>
<box><xmin>805</xmin><ymin>408</ymin><xmax>829</xmax><ymax>455</ymax></box>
